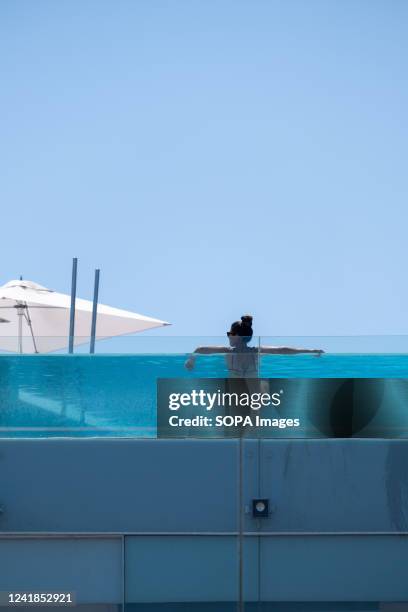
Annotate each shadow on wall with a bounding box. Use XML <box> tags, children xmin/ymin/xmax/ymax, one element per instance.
<box><xmin>308</xmin><ymin>379</ymin><xmax>385</xmax><ymax>437</ymax></box>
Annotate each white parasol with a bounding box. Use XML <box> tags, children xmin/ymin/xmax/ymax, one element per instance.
<box><xmin>0</xmin><ymin>279</ymin><xmax>170</xmax><ymax>354</ymax></box>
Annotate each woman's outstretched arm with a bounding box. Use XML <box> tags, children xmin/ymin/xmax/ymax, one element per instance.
<box><xmin>185</xmin><ymin>346</ymin><xmax>230</xmax><ymax>370</ymax></box>
<box><xmin>260</xmin><ymin>346</ymin><xmax>324</xmax><ymax>355</ymax></box>
<box><xmin>193</xmin><ymin>346</ymin><xmax>230</xmax><ymax>354</ymax></box>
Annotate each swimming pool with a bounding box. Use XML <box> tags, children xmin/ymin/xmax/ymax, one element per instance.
<box><xmin>0</xmin><ymin>353</ymin><xmax>408</xmax><ymax>437</ymax></box>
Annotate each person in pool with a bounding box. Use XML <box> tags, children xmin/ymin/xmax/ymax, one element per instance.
<box><xmin>184</xmin><ymin>315</ymin><xmax>324</xmax><ymax>376</ymax></box>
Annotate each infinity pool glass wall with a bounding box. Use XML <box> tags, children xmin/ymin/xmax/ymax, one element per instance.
<box><xmin>0</xmin><ymin>336</ymin><xmax>408</xmax><ymax>437</ymax></box>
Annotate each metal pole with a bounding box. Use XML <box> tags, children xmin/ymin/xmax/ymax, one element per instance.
<box><xmin>17</xmin><ymin>306</ymin><xmax>23</xmax><ymax>354</ymax></box>
<box><xmin>90</xmin><ymin>269</ymin><xmax>100</xmax><ymax>354</ymax></box>
<box><xmin>238</xmin><ymin>436</ymin><xmax>244</xmax><ymax>612</ymax></box>
<box><xmin>68</xmin><ymin>258</ymin><xmax>78</xmax><ymax>354</ymax></box>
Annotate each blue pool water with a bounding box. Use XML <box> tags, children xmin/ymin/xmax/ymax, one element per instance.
<box><xmin>0</xmin><ymin>354</ymin><xmax>407</xmax><ymax>437</ymax></box>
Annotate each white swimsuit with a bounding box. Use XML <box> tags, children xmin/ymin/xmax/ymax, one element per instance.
<box><xmin>225</xmin><ymin>346</ymin><xmax>259</xmax><ymax>378</ymax></box>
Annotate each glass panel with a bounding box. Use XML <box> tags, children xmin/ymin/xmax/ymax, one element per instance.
<box><xmin>1</xmin><ymin>333</ymin><xmax>408</xmax><ymax>355</ymax></box>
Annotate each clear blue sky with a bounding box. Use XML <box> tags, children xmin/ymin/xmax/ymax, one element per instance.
<box><xmin>1</xmin><ymin>0</ymin><xmax>407</xmax><ymax>337</ymax></box>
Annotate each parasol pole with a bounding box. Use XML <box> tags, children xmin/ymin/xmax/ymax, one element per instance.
<box><xmin>17</xmin><ymin>275</ymin><xmax>23</xmax><ymax>354</ymax></box>
<box><xmin>17</xmin><ymin>305</ymin><xmax>23</xmax><ymax>354</ymax></box>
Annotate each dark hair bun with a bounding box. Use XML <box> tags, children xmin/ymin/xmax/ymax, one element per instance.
<box><xmin>241</xmin><ymin>315</ymin><xmax>253</xmax><ymax>326</ymax></box>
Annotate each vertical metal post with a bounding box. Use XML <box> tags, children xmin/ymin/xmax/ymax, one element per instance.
<box><xmin>68</xmin><ymin>258</ymin><xmax>78</xmax><ymax>354</ymax></box>
<box><xmin>238</xmin><ymin>435</ymin><xmax>245</xmax><ymax>612</ymax></box>
<box><xmin>17</xmin><ymin>306</ymin><xmax>23</xmax><ymax>354</ymax></box>
<box><xmin>90</xmin><ymin>269</ymin><xmax>100</xmax><ymax>354</ymax></box>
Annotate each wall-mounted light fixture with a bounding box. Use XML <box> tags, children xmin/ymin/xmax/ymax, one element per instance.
<box><xmin>252</xmin><ymin>498</ymin><xmax>269</xmax><ymax>518</ymax></box>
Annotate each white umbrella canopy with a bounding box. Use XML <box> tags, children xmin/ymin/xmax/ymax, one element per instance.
<box><xmin>0</xmin><ymin>279</ymin><xmax>170</xmax><ymax>354</ymax></box>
